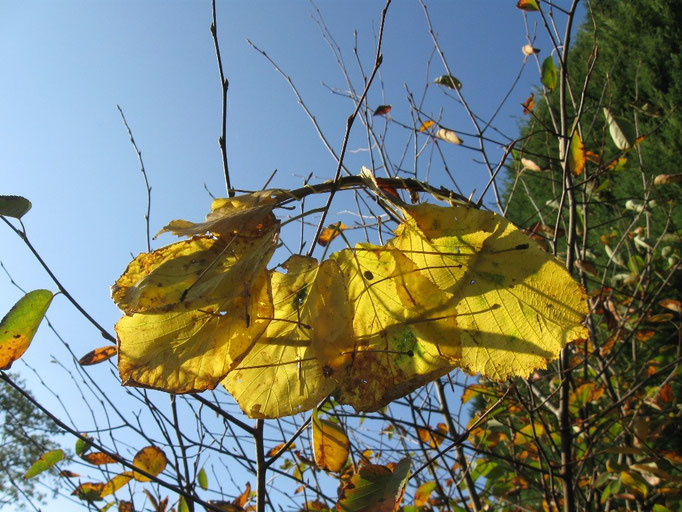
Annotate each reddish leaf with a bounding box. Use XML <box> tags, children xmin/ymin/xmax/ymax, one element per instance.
<box><xmin>517</xmin><ymin>0</ymin><xmax>540</xmax><ymax>11</ymax></box>
<box><xmin>59</xmin><ymin>470</ymin><xmax>80</xmax><ymax>478</ymax></box>
<box><xmin>81</xmin><ymin>451</ymin><xmax>119</xmax><ymax>466</ymax></box>
<box><xmin>522</xmin><ymin>93</ymin><xmax>535</xmax><ymax>114</ymax></box>
<box><xmin>373</xmin><ymin>105</ymin><xmax>392</xmax><ymax>116</ymax></box>
<box><xmin>374</xmin><ymin>178</ymin><xmax>402</xmax><ymax>202</ymax></box>
<box><xmin>79</xmin><ymin>345</ymin><xmax>117</xmax><ymax>366</ymax></box>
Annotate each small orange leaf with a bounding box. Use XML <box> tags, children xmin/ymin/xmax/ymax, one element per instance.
<box><xmin>59</xmin><ymin>470</ymin><xmax>80</xmax><ymax>478</ymax></box>
<box><xmin>658</xmin><ymin>383</ymin><xmax>674</xmax><ymax>403</ymax></box>
<box><xmin>635</xmin><ymin>330</ymin><xmax>655</xmax><ymax>342</ymax></box>
<box><xmin>462</xmin><ymin>384</ymin><xmax>487</xmax><ymax>404</ymax></box>
<box><xmin>414</xmin><ymin>481</ymin><xmax>437</xmax><ymax>507</ymax></box>
<box><xmin>659</xmin><ymin>299</ymin><xmax>682</xmax><ymax>313</ymax></box>
<box><xmin>417</xmin><ymin>423</ymin><xmax>448</xmax><ymax>448</ymax></box>
<box><xmin>266</xmin><ymin>442</ymin><xmax>295</xmax><ymax>458</ymax></box>
<box><xmin>522</xmin><ymin>93</ymin><xmax>535</xmax><ymax>114</ymax></box>
<box><xmin>418</xmin><ymin>120</ymin><xmax>435</xmax><ymax>132</ymax></box>
<box><xmin>317</xmin><ymin>222</ymin><xmax>348</xmax><ymax>247</ymax></box>
<box><xmin>118</xmin><ymin>501</ymin><xmax>134</xmax><ymax>512</ymax></box>
<box><xmin>373</xmin><ymin>105</ymin><xmax>392</xmax><ymax>116</ymax></box>
<box><xmin>79</xmin><ymin>345</ymin><xmax>117</xmax><ymax>366</ymax></box>
<box><xmin>234</xmin><ymin>482</ymin><xmax>251</xmax><ymax>508</ymax></box>
<box><xmin>81</xmin><ymin>452</ymin><xmax>119</xmax><ymax>466</ymax></box>
<box><xmin>375</xmin><ymin>178</ymin><xmax>402</xmax><ymax>202</ymax></box>
<box><xmin>585</xmin><ymin>150</ymin><xmax>602</xmax><ymax>164</ymax></box>
<box><xmin>517</xmin><ymin>0</ymin><xmax>540</xmax><ymax>11</ymax></box>
<box><xmin>569</xmin><ymin>130</ymin><xmax>586</xmax><ymax>176</ymax></box>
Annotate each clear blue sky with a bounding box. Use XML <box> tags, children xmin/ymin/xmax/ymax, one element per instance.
<box><xmin>1</xmin><ymin>1</ymin><xmax>575</xmax><ymax>508</ymax></box>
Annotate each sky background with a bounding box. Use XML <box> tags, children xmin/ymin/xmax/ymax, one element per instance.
<box><xmin>0</xmin><ymin>1</ymin><xmax>582</xmax><ymax>508</ymax></box>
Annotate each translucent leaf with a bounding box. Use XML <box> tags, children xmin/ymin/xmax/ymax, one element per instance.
<box><xmin>116</xmin><ymin>269</ymin><xmax>273</xmax><ymax>394</ymax></box>
<box><xmin>521</xmin><ymin>158</ymin><xmax>542</xmax><ymax>172</ymax></box>
<box><xmin>541</xmin><ymin>57</ymin><xmax>558</xmax><ymax>91</ymax></box>
<box><xmin>414</xmin><ymin>481</ymin><xmax>437</xmax><ymax>507</ymax></box>
<box><xmin>390</xmin><ymin>203</ymin><xmax>589</xmax><ymax>380</ymax></box>
<box><xmin>79</xmin><ymin>345</ymin><xmax>117</xmax><ymax>366</ymax></box>
<box><xmin>337</xmin><ymin>458</ymin><xmax>410</xmax><ymax>512</ymax></box>
<box><xmin>155</xmin><ymin>190</ymin><xmax>284</xmax><ymax>238</ymax></box>
<box><xmin>522</xmin><ymin>44</ymin><xmax>539</xmax><ymax>56</ymax></box>
<box><xmin>373</xmin><ymin>105</ymin><xmax>392</xmax><ymax>116</ymax></box>
<box><xmin>178</xmin><ymin>496</ymin><xmax>189</xmax><ymax>512</ymax></box>
<box><xmin>435</xmin><ymin>128</ymin><xmax>462</xmax><ymax>145</ymax></box>
<box><xmin>517</xmin><ymin>0</ymin><xmax>539</xmax><ymax>11</ymax></box>
<box><xmin>603</xmin><ymin>108</ymin><xmax>631</xmax><ymax>150</ymax></box>
<box><xmin>112</xmin><ymin>230</ymin><xmax>278</xmax><ymax>315</ymax></box>
<box><xmin>434</xmin><ymin>75</ymin><xmax>462</xmax><ymax>90</ymax></box>
<box><xmin>569</xmin><ymin>130</ymin><xmax>586</xmax><ymax>176</ymax></box>
<box><xmin>73</xmin><ymin>482</ymin><xmax>104</xmax><ymax>501</ymax></box>
<box><xmin>0</xmin><ymin>195</ymin><xmax>32</xmax><ymax>219</ymax></box>
<box><xmin>198</xmin><ymin>467</ymin><xmax>208</xmax><ymax>490</ymax></box>
<box><xmin>24</xmin><ymin>449</ymin><xmax>64</xmax><ymax>479</ymax></box>
<box><xmin>522</xmin><ymin>93</ymin><xmax>535</xmax><ymax>114</ymax></box>
<box><xmin>75</xmin><ymin>435</ymin><xmax>93</xmax><ymax>456</ymax></box>
<box><xmin>81</xmin><ymin>452</ymin><xmax>119</xmax><ymax>465</ymax></box>
<box><xmin>0</xmin><ymin>290</ymin><xmax>53</xmax><ymax>370</ymax></box>
<box><xmin>225</xmin><ymin>257</ymin><xmax>354</xmax><ymax>418</ymax></box>
<box><xmin>101</xmin><ymin>472</ymin><xmax>134</xmax><ymax>498</ymax></box>
<box><xmin>312</xmin><ymin>408</ymin><xmax>349</xmax><ymax>473</ymax></box>
<box><xmin>132</xmin><ymin>446</ymin><xmax>167</xmax><ymax>482</ymax></box>
<box><xmin>418</xmin><ymin>120</ymin><xmax>435</xmax><ymax>132</ymax></box>
<box><xmin>318</xmin><ymin>222</ymin><xmax>348</xmax><ymax>247</ymax></box>
<box><xmin>331</xmin><ymin>246</ymin><xmax>460</xmax><ymax>412</ymax></box>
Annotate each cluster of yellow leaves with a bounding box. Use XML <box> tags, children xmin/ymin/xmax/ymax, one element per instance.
<box><xmin>111</xmin><ymin>187</ymin><xmax>588</xmax><ymax>419</ymax></box>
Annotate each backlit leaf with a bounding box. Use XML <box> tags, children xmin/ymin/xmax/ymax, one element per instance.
<box><xmin>434</xmin><ymin>75</ymin><xmax>462</xmax><ymax>90</ymax></box>
<box><xmin>435</xmin><ymin>128</ymin><xmax>463</xmax><ymax>145</ymax></box>
<box><xmin>414</xmin><ymin>481</ymin><xmax>437</xmax><ymax>507</ymax></box>
<box><xmin>101</xmin><ymin>472</ymin><xmax>134</xmax><ymax>498</ymax></box>
<box><xmin>178</xmin><ymin>496</ymin><xmax>189</xmax><ymax>512</ymax></box>
<box><xmin>312</xmin><ymin>408</ymin><xmax>349</xmax><ymax>473</ymax></box>
<box><xmin>318</xmin><ymin>222</ymin><xmax>348</xmax><ymax>247</ymax></box>
<box><xmin>522</xmin><ymin>93</ymin><xmax>535</xmax><ymax>114</ymax></box>
<box><xmin>418</xmin><ymin>120</ymin><xmax>435</xmax><ymax>132</ymax></box>
<box><xmin>81</xmin><ymin>452</ymin><xmax>119</xmax><ymax>466</ymax></box>
<box><xmin>79</xmin><ymin>345</ymin><xmax>117</xmax><ymax>366</ymax></box>
<box><xmin>332</xmin><ymin>246</ymin><xmax>460</xmax><ymax>412</ymax></box>
<box><xmin>0</xmin><ymin>290</ymin><xmax>53</xmax><ymax>370</ymax></box>
<box><xmin>75</xmin><ymin>435</ymin><xmax>93</xmax><ymax>456</ymax></box>
<box><xmin>569</xmin><ymin>130</ymin><xmax>586</xmax><ymax>176</ymax></box>
<box><xmin>132</xmin><ymin>446</ymin><xmax>167</xmax><ymax>482</ymax></box>
<box><xmin>603</xmin><ymin>108</ymin><xmax>631</xmax><ymax>150</ymax></box>
<box><xmin>659</xmin><ymin>299</ymin><xmax>682</xmax><ymax>313</ymax></box>
<box><xmin>116</xmin><ymin>268</ymin><xmax>273</xmax><ymax>394</ymax></box>
<box><xmin>24</xmin><ymin>449</ymin><xmax>64</xmax><ymax>479</ymax></box>
<box><xmin>373</xmin><ymin>105</ymin><xmax>392</xmax><ymax>116</ymax></box>
<box><xmin>522</xmin><ymin>44</ymin><xmax>540</xmax><ymax>56</ymax></box>
<box><xmin>541</xmin><ymin>57</ymin><xmax>558</xmax><ymax>91</ymax></box>
<box><xmin>73</xmin><ymin>482</ymin><xmax>104</xmax><ymax>501</ymax></box>
<box><xmin>521</xmin><ymin>158</ymin><xmax>542</xmax><ymax>172</ymax></box>
<box><xmin>198</xmin><ymin>467</ymin><xmax>208</xmax><ymax>490</ymax></box>
<box><xmin>118</xmin><ymin>501</ymin><xmax>134</xmax><ymax>512</ymax></box>
<box><xmin>390</xmin><ymin>203</ymin><xmax>589</xmax><ymax>380</ymax></box>
<box><xmin>337</xmin><ymin>457</ymin><xmax>410</xmax><ymax>512</ymax></box>
<box><xmin>155</xmin><ymin>190</ymin><xmax>284</xmax><ymax>239</ymax></box>
<box><xmin>0</xmin><ymin>195</ymin><xmax>32</xmax><ymax>219</ymax></box>
<box><xmin>225</xmin><ymin>257</ymin><xmax>354</xmax><ymax>418</ymax></box>
<box><xmin>59</xmin><ymin>470</ymin><xmax>80</xmax><ymax>478</ymax></box>
<box><xmin>517</xmin><ymin>0</ymin><xmax>539</xmax><ymax>11</ymax></box>
<box><xmin>653</xmin><ymin>173</ymin><xmax>682</xmax><ymax>185</ymax></box>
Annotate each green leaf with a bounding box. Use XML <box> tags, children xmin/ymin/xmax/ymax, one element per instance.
<box><xmin>75</xmin><ymin>436</ymin><xmax>93</xmax><ymax>457</ymax></box>
<box><xmin>198</xmin><ymin>467</ymin><xmax>208</xmax><ymax>490</ymax></box>
<box><xmin>337</xmin><ymin>457</ymin><xmax>410</xmax><ymax>511</ymax></box>
<box><xmin>434</xmin><ymin>75</ymin><xmax>462</xmax><ymax>90</ymax></box>
<box><xmin>178</xmin><ymin>496</ymin><xmax>189</xmax><ymax>512</ymax></box>
<box><xmin>0</xmin><ymin>195</ymin><xmax>32</xmax><ymax>219</ymax></box>
<box><xmin>517</xmin><ymin>0</ymin><xmax>540</xmax><ymax>11</ymax></box>
<box><xmin>24</xmin><ymin>449</ymin><xmax>64</xmax><ymax>479</ymax></box>
<box><xmin>541</xmin><ymin>57</ymin><xmax>558</xmax><ymax>91</ymax></box>
<box><xmin>0</xmin><ymin>290</ymin><xmax>53</xmax><ymax>370</ymax></box>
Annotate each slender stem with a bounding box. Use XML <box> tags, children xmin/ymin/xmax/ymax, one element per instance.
<box><xmin>254</xmin><ymin>419</ymin><xmax>267</xmax><ymax>512</ymax></box>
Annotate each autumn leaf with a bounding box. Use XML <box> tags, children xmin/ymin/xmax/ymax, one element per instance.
<box><xmin>522</xmin><ymin>44</ymin><xmax>540</xmax><ymax>56</ymax></box>
<box><xmin>414</xmin><ymin>481</ymin><xmax>437</xmax><ymax>507</ymax></box>
<box><xmin>331</xmin><ymin>246</ymin><xmax>460</xmax><ymax>412</ymax></box>
<box><xmin>155</xmin><ymin>190</ymin><xmax>284</xmax><ymax>239</ymax></box>
<box><xmin>434</xmin><ymin>75</ymin><xmax>462</xmax><ymax>90</ymax></box>
<box><xmin>79</xmin><ymin>345</ymin><xmax>117</xmax><ymax>366</ymax></box>
<box><xmin>101</xmin><ymin>472</ymin><xmax>134</xmax><ymax>498</ymax></box>
<box><xmin>390</xmin><ymin>203</ymin><xmax>589</xmax><ymax>380</ymax></box>
<box><xmin>312</xmin><ymin>408</ymin><xmax>349</xmax><ymax>473</ymax></box>
<box><xmin>112</xmin><ymin>229</ymin><xmax>278</xmax><ymax>315</ymax></box>
<box><xmin>659</xmin><ymin>299</ymin><xmax>682</xmax><ymax>313</ymax></box>
<box><xmin>418</xmin><ymin>120</ymin><xmax>435</xmax><ymax>132</ymax></box>
<box><xmin>522</xmin><ymin>93</ymin><xmax>535</xmax><ymax>114</ymax></box>
<box><xmin>435</xmin><ymin>128</ymin><xmax>462</xmax><ymax>145</ymax></box>
<box><xmin>517</xmin><ymin>0</ymin><xmax>540</xmax><ymax>11</ymax></box>
<box><xmin>24</xmin><ymin>449</ymin><xmax>64</xmax><ymax>479</ymax></box>
<box><xmin>0</xmin><ymin>195</ymin><xmax>32</xmax><ymax>219</ymax></box>
<box><xmin>373</xmin><ymin>105</ymin><xmax>392</xmax><ymax>116</ymax></box>
<box><xmin>569</xmin><ymin>130</ymin><xmax>586</xmax><ymax>176</ymax></box>
<box><xmin>225</xmin><ymin>256</ymin><xmax>355</xmax><ymax>418</ymax></box>
<box><xmin>603</xmin><ymin>108</ymin><xmax>631</xmax><ymax>150</ymax></box>
<box><xmin>116</xmin><ymin>268</ymin><xmax>273</xmax><ymax>393</ymax></box>
<box><xmin>318</xmin><ymin>222</ymin><xmax>348</xmax><ymax>247</ymax></box>
<box><xmin>653</xmin><ymin>173</ymin><xmax>682</xmax><ymax>185</ymax></box>
<box><xmin>337</xmin><ymin>458</ymin><xmax>410</xmax><ymax>512</ymax></box>
<box><xmin>73</xmin><ymin>482</ymin><xmax>104</xmax><ymax>501</ymax></box>
<box><xmin>59</xmin><ymin>470</ymin><xmax>80</xmax><ymax>478</ymax></box>
<box><xmin>132</xmin><ymin>446</ymin><xmax>167</xmax><ymax>482</ymax></box>
<box><xmin>0</xmin><ymin>290</ymin><xmax>53</xmax><ymax>370</ymax></box>
<box><xmin>541</xmin><ymin>56</ymin><xmax>558</xmax><ymax>91</ymax></box>
<box><xmin>521</xmin><ymin>158</ymin><xmax>542</xmax><ymax>172</ymax></box>
<box><xmin>81</xmin><ymin>452</ymin><xmax>119</xmax><ymax>466</ymax></box>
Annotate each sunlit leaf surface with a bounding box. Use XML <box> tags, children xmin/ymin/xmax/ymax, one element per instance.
<box><xmin>337</xmin><ymin>457</ymin><xmax>410</xmax><ymax>512</ymax></box>
<box><xmin>0</xmin><ymin>290</ymin><xmax>53</xmax><ymax>370</ymax></box>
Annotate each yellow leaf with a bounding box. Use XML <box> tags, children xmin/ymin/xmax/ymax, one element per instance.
<box><xmin>318</xmin><ymin>222</ymin><xmax>348</xmax><ymax>247</ymax></box>
<box><xmin>72</xmin><ymin>482</ymin><xmax>104</xmax><ymax>501</ymax></box>
<box><xmin>569</xmin><ymin>130</ymin><xmax>586</xmax><ymax>176</ymax></box>
<box><xmin>81</xmin><ymin>452</ymin><xmax>119</xmax><ymax>466</ymax></box>
<box><xmin>312</xmin><ymin>408</ymin><xmax>349</xmax><ymax>473</ymax></box>
<box><xmin>435</xmin><ymin>128</ymin><xmax>463</xmax><ymax>145</ymax></box>
<box><xmin>112</xmin><ymin>230</ymin><xmax>278</xmax><ymax>315</ymax></box>
<box><xmin>331</xmin><ymin>246</ymin><xmax>460</xmax><ymax>412</ymax></box>
<box><xmin>101</xmin><ymin>472</ymin><xmax>134</xmax><ymax>498</ymax></box>
<box><xmin>155</xmin><ymin>190</ymin><xmax>284</xmax><ymax>238</ymax></box>
<box><xmin>419</xmin><ymin>120</ymin><xmax>435</xmax><ymax>132</ymax></box>
<box><xmin>225</xmin><ymin>256</ymin><xmax>355</xmax><ymax>418</ymax></box>
<box><xmin>116</xmin><ymin>268</ymin><xmax>273</xmax><ymax>394</ymax></box>
<box><xmin>79</xmin><ymin>345</ymin><xmax>117</xmax><ymax>366</ymax></box>
<box><xmin>521</xmin><ymin>158</ymin><xmax>542</xmax><ymax>172</ymax></box>
<box><xmin>415</xmin><ymin>481</ymin><xmax>437</xmax><ymax>507</ymax></box>
<box><xmin>132</xmin><ymin>446</ymin><xmax>167</xmax><ymax>482</ymax></box>
<box><xmin>391</xmin><ymin>203</ymin><xmax>589</xmax><ymax>380</ymax></box>
<box><xmin>0</xmin><ymin>290</ymin><xmax>53</xmax><ymax>370</ymax></box>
